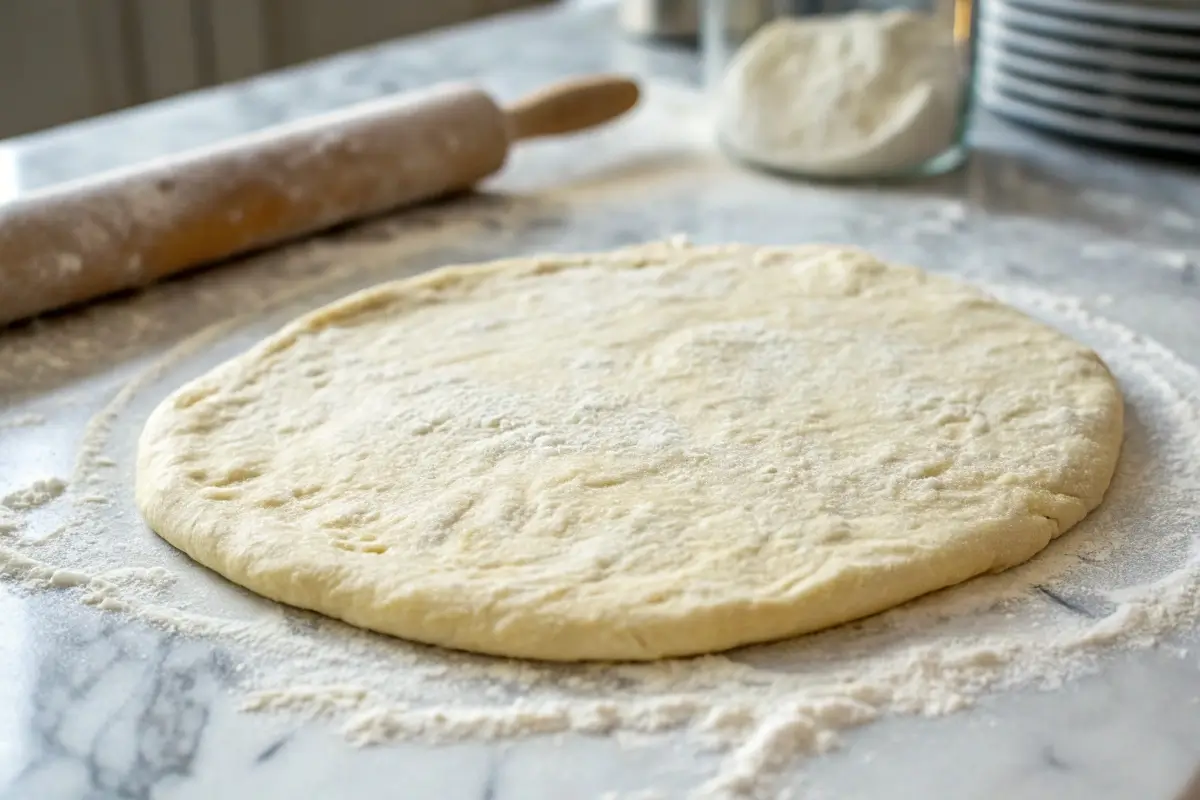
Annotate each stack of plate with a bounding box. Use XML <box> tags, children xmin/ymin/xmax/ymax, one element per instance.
<box><xmin>977</xmin><ymin>0</ymin><xmax>1200</xmax><ymax>155</ymax></box>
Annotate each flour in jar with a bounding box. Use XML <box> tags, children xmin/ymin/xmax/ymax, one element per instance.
<box><xmin>715</xmin><ymin>11</ymin><xmax>965</xmax><ymax>177</ymax></box>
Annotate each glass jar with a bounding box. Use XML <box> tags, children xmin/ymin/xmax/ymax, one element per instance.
<box><xmin>701</xmin><ymin>0</ymin><xmax>975</xmax><ymax>180</ymax></box>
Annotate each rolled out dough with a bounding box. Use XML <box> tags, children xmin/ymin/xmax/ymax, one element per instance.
<box><xmin>136</xmin><ymin>243</ymin><xmax>1123</xmax><ymax>661</ymax></box>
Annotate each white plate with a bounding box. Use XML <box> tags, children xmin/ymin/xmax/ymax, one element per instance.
<box><xmin>1006</xmin><ymin>0</ymin><xmax>1200</xmax><ymax>29</ymax></box>
<box><xmin>980</xmin><ymin>68</ymin><xmax>1200</xmax><ymax>128</ymax></box>
<box><xmin>980</xmin><ymin>18</ymin><xmax>1200</xmax><ymax>78</ymax></box>
<box><xmin>978</xmin><ymin>42</ymin><xmax>1200</xmax><ymax>104</ymax></box>
<box><xmin>979</xmin><ymin>82</ymin><xmax>1200</xmax><ymax>154</ymax></box>
<box><xmin>984</xmin><ymin>0</ymin><xmax>1200</xmax><ymax>53</ymax></box>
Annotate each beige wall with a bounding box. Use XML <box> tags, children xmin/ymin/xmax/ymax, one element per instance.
<box><xmin>0</xmin><ymin>0</ymin><xmax>546</xmax><ymax>139</ymax></box>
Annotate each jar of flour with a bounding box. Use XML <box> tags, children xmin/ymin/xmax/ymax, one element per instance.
<box><xmin>702</xmin><ymin>0</ymin><xmax>975</xmax><ymax>179</ymax></box>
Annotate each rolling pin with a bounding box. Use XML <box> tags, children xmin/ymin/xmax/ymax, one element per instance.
<box><xmin>0</xmin><ymin>74</ymin><xmax>641</xmax><ymax>328</ymax></box>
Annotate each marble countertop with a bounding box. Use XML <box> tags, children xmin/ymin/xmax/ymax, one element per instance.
<box><xmin>3</xmin><ymin>3</ymin><xmax>1200</xmax><ymax>799</ymax></box>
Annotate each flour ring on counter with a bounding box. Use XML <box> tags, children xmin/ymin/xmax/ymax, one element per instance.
<box><xmin>135</xmin><ymin>242</ymin><xmax>1124</xmax><ymax>662</ymax></box>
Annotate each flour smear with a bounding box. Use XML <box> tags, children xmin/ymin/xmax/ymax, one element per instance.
<box><xmin>1</xmin><ymin>88</ymin><xmax>1198</xmax><ymax>799</ymax></box>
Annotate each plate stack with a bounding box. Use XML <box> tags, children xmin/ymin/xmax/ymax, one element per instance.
<box><xmin>977</xmin><ymin>0</ymin><xmax>1200</xmax><ymax>155</ymax></box>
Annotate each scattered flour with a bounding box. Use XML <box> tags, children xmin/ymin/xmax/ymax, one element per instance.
<box><xmin>242</xmin><ymin>686</ymin><xmax>374</xmax><ymax>720</ymax></box>
<box><xmin>0</xmin><ymin>508</ymin><xmax>21</xmax><ymax>535</ymax></box>
<box><xmin>716</xmin><ymin>11</ymin><xmax>965</xmax><ymax>177</ymax></box>
<box><xmin>47</xmin><ymin>568</ymin><xmax>90</xmax><ymax>588</ymax></box>
<box><xmin>1081</xmin><ymin>241</ymin><xmax>1200</xmax><ymax>276</ymax></box>
<box><xmin>2</xmin><ymin>477</ymin><xmax>67</xmax><ymax>511</ymax></box>
<box><xmin>0</xmin><ymin>412</ymin><xmax>44</xmax><ymax>429</ymax></box>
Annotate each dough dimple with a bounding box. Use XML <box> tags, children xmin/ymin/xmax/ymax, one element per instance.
<box><xmin>135</xmin><ymin>242</ymin><xmax>1123</xmax><ymax>662</ymax></box>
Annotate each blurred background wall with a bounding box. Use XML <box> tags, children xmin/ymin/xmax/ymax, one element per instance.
<box><xmin>0</xmin><ymin>0</ymin><xmax>550</xmax><ymax>139</ymax></box>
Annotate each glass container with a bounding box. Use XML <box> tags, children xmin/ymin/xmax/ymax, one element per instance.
<box><xmin>702</xmin><ymin>0</ymin><xmax>975</xmax><ymax>180</ymax></box>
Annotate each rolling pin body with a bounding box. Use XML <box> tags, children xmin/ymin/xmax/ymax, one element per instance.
<box><xmin>0</xmin><ymin>75</ymin><xmax>639</xmax><ymax>327</ymax></box>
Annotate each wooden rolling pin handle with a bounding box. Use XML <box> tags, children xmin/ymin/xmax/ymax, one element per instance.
<box><xmin>0</xmin><ymin>75</ymin><xmax>641</xmax><ymax>328</ymax></box>
<box><xmin>506</xmin><ymin>74</ymin><xmax>641</xmax><ymax>141</ymax></box>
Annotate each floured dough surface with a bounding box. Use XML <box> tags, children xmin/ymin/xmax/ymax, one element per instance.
<box><xmin>136</xmin><ymin>243</ymin><xmax>1123</xmax><ymax>662</ymax></box>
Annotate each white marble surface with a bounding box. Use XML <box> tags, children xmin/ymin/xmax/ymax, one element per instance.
<box><xmin>2</xmin><ymin>4</ymin><xmax>1200</xmax><ymax>799</ymax></box>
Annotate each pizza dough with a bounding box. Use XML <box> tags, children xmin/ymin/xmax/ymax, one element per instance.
<box><xmin>136</xmin><ymin>243</ymin><xmax>1123</xmax><ymax>662</ymax></box>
